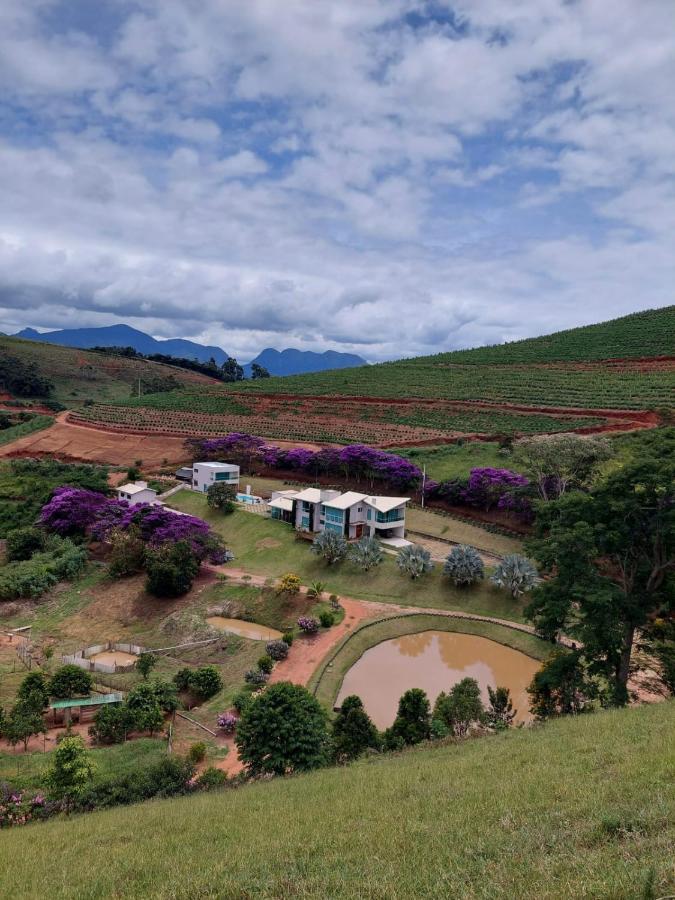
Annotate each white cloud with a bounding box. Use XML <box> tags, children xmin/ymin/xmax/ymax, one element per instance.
<box><xmin>0</xmin><ymin>0</ymin><xmax>672</xmax><ymax>362</ymax></box>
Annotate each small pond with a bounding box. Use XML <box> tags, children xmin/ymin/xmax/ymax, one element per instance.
<box><xmin>335</xmin><ymin>630</ymin><xmax>540</xmax><ymax>729</ymax></box>
<box><xmin>206</xmin><ymin>616</ymin><xmax>283</xmax><ymax>642</ymax></box>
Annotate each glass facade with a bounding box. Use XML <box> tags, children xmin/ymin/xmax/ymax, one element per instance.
<box><xmin>322</xmin><ymin>506</ymin><xmax>344</xmax><ymax>524</ymax></box>
<box><xmin>376</xmin><ymin>509</ymin><xmax>404</xmax><ymax>523</ymax></box>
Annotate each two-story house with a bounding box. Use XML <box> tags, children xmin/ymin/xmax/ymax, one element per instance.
<box><xmin>269</xmin><ymin>487</ymin><xmax>409</xmax><ymax>540</ymax></box>
<box><xmin>191</xmin><ymin>461</ymin><xmax>240</xmax><ymax>493</ymax></box>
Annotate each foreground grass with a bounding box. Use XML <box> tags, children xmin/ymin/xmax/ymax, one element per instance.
<box><xmin>309</xmin><ymin>613</ymin><xmax>551</xmax><ymax>710</ymax></box>
<box><xmin>169</xmin><ymin>497</ymin><xmax>528</xmax><ymax>621</ymax></box>
<box><xmin>1</xmin><ymin>702</ymin><xmax>673</xmax><ymax>898</ymax></box>
<box><xmin>405</xmin><ymin>507</ymin><xmax>523</xmax><ymax>557</ymax></box>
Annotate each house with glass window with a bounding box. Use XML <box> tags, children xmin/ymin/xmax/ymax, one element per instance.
<box><xmin>269</xmin><ymin>487</ymin><xmax>409</xmax><ymax>540</ymax></box>
<box><xmin>191</xmin><ymin>461</ymin><xmax>240</xmax><ymax>493</ymax></box>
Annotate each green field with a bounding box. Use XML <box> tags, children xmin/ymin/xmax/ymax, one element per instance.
<box><xmin>0</xmin><ymin>414</ymin><xmax>54</xmax><ymax>446</ymax></box>
<box><xmin>1</xmin><ymin>701</ymin><xmax>672</xmax><ymax>898</ymax></box>
<box><xmin>167</xmin><ymin>496</ymin><xmax>528</xmax><ymax>620</ymax></box>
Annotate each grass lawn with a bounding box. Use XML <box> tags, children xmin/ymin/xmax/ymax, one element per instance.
<box><xmin>0</xmin><ymin>737</ymin><xmax>167</xmax><ymax>791</ymax></box>
<box><xmin>309</xmin><ymin>613</ymin><xmax>552</xmax><ymax>710</ymax></box>
<box><xmin>1</xmin><ymin>701</ymin><xmax>672</xmax><ymax>898</ymax></box>
<box><xmin>390</xmin><ymin>441</ymin><xmax>525</xmax><ymax>481</ymax></box>
<box><xmin>168</xmin><ymin>495</ymin><xmax>530</xmax><ymax>622</ymax></box>
<box><xmin>405</xmin><ymin>506</ymin><xmax>523</xmax><ymax>556</ymax></box>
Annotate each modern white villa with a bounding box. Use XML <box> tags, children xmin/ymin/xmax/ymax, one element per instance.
<box><xmin>116</xmin><ymin>481</ymin><xmax>158</xmax><ymax>506</ymax></box>
<box><xmin>269</xmin><ymin>488</ymin><xmax>409</xmax><ymax>540</ymax></box>
<box><xmin>190</xmin><ymin>462</ymin><xmax>240</xmax><ymax>493</ymax></box>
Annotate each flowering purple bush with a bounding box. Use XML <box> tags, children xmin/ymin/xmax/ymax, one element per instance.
<box><xmin>0</xmin><ymin>784</ymin><xmax>60</xmax><ymax>828</ymax></box>
<box><xmin>297</xmin><ymin>616</ymin><xmax>319</xmax><ymax>634</ymax></box>
<box><xmin>39</xmin><ymin>487</ymin><xmax>110</xmax><ymax>535</ymax></box>
<box><xmin>461</xmin><ymin>467</ymin><xmax>530</xmax><ymax>512</ymax></box>
<box><xmin>217</xmin><ymin>712</ymin><xmax>237</xmax><ymax>734</ymax></box>
<box><xmin>189</xmin><ymin>433</ymin><xmax>424</xmax><ymax>490</ymax></box>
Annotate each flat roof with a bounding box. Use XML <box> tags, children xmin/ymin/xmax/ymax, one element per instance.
<box><xmin>195</xmin><ymin>461</ymin><xmax>240</xmax><ymax>470</ymax></box>
<box><xmin>50</xmin><ymin>692</ymin><xmax>124</xmax><ymax>710</ymax></box>
<box><xmin>269</xmin><ymin>497</ymin><xmax>294</xmax><ymax>512</ymax></box>
<box><xmin>117</xmin><ymin>483</ymin><xmax>155</xmax><ymax>495</ymax></box>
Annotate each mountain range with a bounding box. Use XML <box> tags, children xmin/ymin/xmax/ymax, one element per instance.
<box><xmin>14</xmin><ymin>325</ymin><xmax>367</xmax><ymax>377</ymax></box>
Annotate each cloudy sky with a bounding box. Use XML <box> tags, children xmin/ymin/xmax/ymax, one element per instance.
<box><xmin>1</xmin><ymin>1</ymin><xmax>673</xmax><ymax>362</ymax></box>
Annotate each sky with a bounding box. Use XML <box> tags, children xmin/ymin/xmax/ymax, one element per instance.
<box><xmin>0</xmin><ymin>1</ymin><xmax>673</xmax><ymax>363</ymax></box>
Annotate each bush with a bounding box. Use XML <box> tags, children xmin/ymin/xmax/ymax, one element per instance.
<box><xmin>75</xmin><ymin>756</ymin><xmax>195</xmax><ymax>812</ymax></box>
<box><xmin>332</xmin><ymin>695</ymin><xmax>380</xmax><ymax>761</ymax></box>
<box><xmin>136</xmin><ymin>652</ymin><xmax>157</xmax><ymax>680</ymax></box>
<box><xmin>257</xmin><ymin>654</ymin><xmax>274</xmax><ymax>674</ymax></box>
<box><xmin>217</xmin><ymin>712</ymin><xmax>237</xmax><ymax>734</ymax></box>
<box><xmin>244</xmin><ymin>668</ymin><xmax>269</xmax><ymax>686</ymax></box>
<box><xmin>108</xmin><ymin>526</ymin><xmax>146</xmax><ymax>577</ymax></box>
<box><xmin>433</xmin><ymin>678</ymin><xmax>485</xmax><ymax>737</ymax></box>
<box><xmin>277</xmin><ymin>573</ymin><xmax>301</xmax><ymax>594</ymax></box>
<box><xmin>206</xmin><ymin>482</ymin><xmax>237</xmax><ymax>511</ymax></box>
<box><xmin>443</xmin><ymin>545</ymin><xmax>485</xmax><ymax>587</ymax></box>
<box><xmin>17</xmin><ymin>672</ymin><xmax>49</xmax><ymax>710</ymax></box>
<box><xmin>173</xmin><ymin>667</ymin><xmax>192</xmax><ymax>691</ymax></box>
<box><xmin>89</xmin><ymin>705</ymin><xmax>134</xmax><ymax>745</ymax></box>
<box><xmin>491</xmin><ymin>554</ymin><xmax>538</xmax><ymax>598</ymax></box>
<box><xmin>389</xmin><ymin>688</ymin><xmax>431</xmax><ymax>745</ymax></box>
<box><xmin>235</xmin><ymin>682</ymin><xmax>330</xmax><ymax>776</ymax></box>
<box><xmin>5</xmin><ymin>526</ymin><xmax>45</xmax><ymax>562</ymax></box>
<box><xmin>396</xmin><ymin>544</ymin><xmax>433</xmax><ymax>580</ymax></box>
<box><xmin>347</xmin><ymin>536</ymin><xmax>383</xmax><ymax>571</ymax></box>
<box><xmin>232</xmin><ymin>690</ymin><xmax>253</xmax><ymax>714</ymax></box>
<box><xmin>282</xmin><ymin>632</ymin><xmax>294</xmax><ymax>646</ymax></box>
<box><xmin>45</xmin><ymin>737</ymin><xmax>95</xmax><ymax>800</ymax></box>
<box><xmin>196</xmin><ymin>767</ymin><xmax>227</xmax><ymax>790</ymax></box>
<box><xmin>266</xmin><ymin>640</ymin><xmax>289</xmax><ymax>660</ymax></box>
<box><xmin>145</xmin><ymin>540</ymin><xmax>200</xmax><ymax>597</ymax></box>
<box><xmin>49</xmin><ymin>665</ymin><xmax>92</xmax><ymax>700</ymax></box>
<box><xmin>187</xmin><ymin>666</ymin><xmax>223</xmax><ymax>700</ymax></box>
<box><xmin>307</xmin><ymin>580</ymin><xmax>325</xmax><ymax>599</ymax></box>
<box><xmin>298</xmin><ymin>616</ymin><xmax>319</xmax><ymax>634</ymax></box>
<box><xmin>124</xmin><ymin>683</ymin><xmax>164</xmax><ymax>735</ymax></box>
<box><xmin>311</xmin><ymin>531</ymin><xmax>348</xmax><ymax>565</ymax></box>
<box><xmin>319</xmin><ymin>611</ymin><xmax>335</xmax><ymax>628</ymax></box>
<box><xmin>188</xmin><ymin>742</ymin><xmax>207</xmax><ymax>764</ymax></box>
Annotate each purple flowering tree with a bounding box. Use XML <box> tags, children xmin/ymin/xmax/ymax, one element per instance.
<box><xmin>39</xmin><ymin>487</ymin><xmax>110</xmax><ymax>536</ymax></box>
<box><xmin>462</xmin><ymin>467</ymin><xmax>530</xmax><ymax>512</ymax></box>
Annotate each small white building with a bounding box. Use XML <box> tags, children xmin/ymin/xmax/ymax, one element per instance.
<box><xmin>191</xmin><ymin>461</ymin><xmax>240</xmax><ymax>493</ymax></box>
<box><xmin>116</xmin><ymin>481</ymin><xmax>158</xmax><ymax>506</ymax></box>
<box><xmin>269</xmin><ymin>487</ymin><xmax>409</xmax><ymax>540</ymax></box>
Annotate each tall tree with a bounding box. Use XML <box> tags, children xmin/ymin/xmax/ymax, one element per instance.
<box><xmin>515</xmin><ymin>434</ymin><xmax>613</xmax><ymax>500</ymax></box>
<box><xmin>251</xmin><ymin>363</ymin><xmax>270</xmax><ymax>379</ymax></box>
<box><xmin>526</xmin><ymin>440</ymin><xmax>675</xmax><ymax>705</ymax></box>
<box><xmin>221</xmin><ymin>357</ymin><xmax>244</xmax><ymax>382</ymax></box>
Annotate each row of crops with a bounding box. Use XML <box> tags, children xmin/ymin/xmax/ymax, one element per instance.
<box><xmin>224</xmin><ymin>360</ymin><xmax>674</xmax><ymax>410</ymax></box>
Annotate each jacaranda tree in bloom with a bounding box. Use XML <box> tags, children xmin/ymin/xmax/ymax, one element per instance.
<box><xmin>39</xmin><ymin>487</ymin><xmax>110</xmax><ymax>536</ymax></box>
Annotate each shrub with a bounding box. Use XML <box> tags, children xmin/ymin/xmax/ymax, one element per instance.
<box><xmin>89</xmin><ymin>705</ymin><xmax>134</xmax><ymax>745</ymax></box>
<box><xmin>319</xmin><ymin>611</ymin><xmax>334</xmax><ymax>628</ymax></box>
<box><xmin>266</xmin><ymin>640</ymin><xmax>289</xmax><ymax>661</ymax></box>
<box><xmin>433</xmin><ymin>678</ymin><xmax>485</xmax><ymax>737</ymax></box>
<box><xmin>45</xmin><ymin>736</ymin><xmax>95</xmax><ymax>799</ymax></box>
<box><xmin>443</xmin><ymin>545</ymin><xmax>485</xmax><ymax>587</ymax></box>
<box><xmin>332</xmin><ymin>695</ymin><xmax>380</xmax><ymax>761</ymax></box>
<box><xmin>282</xmin><ymin>632</ymin><xmax>294</xmax><ymax>646</ymax></box>
<box><xmin>244</xmin><ymin>668</ymin><xmax>269</xmax><ymax>686</ymax></box>
<box><xmin>49</xmin><ymin>665</ymin><xmax>92</xmax><ymax>700</ymax></box>
<box><xmin>188</xmin><ymin>666</ymin><xmax>223</xmax><ymax>700</ymax></box>
<box><xmin>206</xmin><ymin>482</ymin><xmax>237</xmax><ymax>510</ymax></box>
<box><xmin>389</xmin><ymin>688</ymin><xmax>431</xmax><ymax>745</ymax></box>
<box><xmin>196</xmin><ymin>767</ymin><xmax>227</xmax><ymax>790</ymax></box>
<box><xmin>125</xmin><ymin>683</ymin><xmax>164</xmax><ymax>735</ymax></box>
<box><xmin>307</xmin><ymin>580</ymin><xmax>325</xmax><ymax>599</ymax></box>
<box><xmin>173</xmin><ymin>667</ymin><xmax>192</xmax><ymax>692</ymax></box>
<box><xmin>486</xmin><ymin>686</ymin><xmax>516</xmax><ymax>731</ymax></box>
<box><xmin>188</xmin><ymin>742</ymin><xmax>207</xmax><ymax>764</ymax></box>
<box><xmin>145</xmin><ymin>541</ymin><xmax>200</xmax><ymax>597</ymax></box>
<box><xmin>298</xmin><ymin>616</ymin><xmax>319</xmax><ymax>634</ymax></box>
<box><xmin>277</xmin><ymin>573</ymin><xmax>301</xmax><ymax>594</ymax></box>
<box><xmin>491</xmin><ymin>554</ymin><xmax>538</xmax><ymax>598</ymax></box>
<box><xmin>257</xmin><ymin>654</ymin><xmax>274</xmax><ymax>674</ymax></box>
<box><xmin>311</xmin><ymin>531</ymin><xmax>348</xmax><ymax>565</ymax></box>
<box><xmin>347</xmin><ymin>536</ymin><xmax>383</xmax><ymax>571</ymax></box>
<box><xmin>75</xmin><ymin>756</ymin><xmax>195</xmax><ymax>812</ymax></box>
<box><xmin>136</xmin><ymin>652</ymin><xmax>157</xmax><ymax>680</ymax></box>
<box><xmin>217</xmin><ymin>712</ymin><xmax>237</xmax><ymax>734</ymax></box>
<box><xmin>5</xmin><ymin>526</ymin><xmax>45</xmax><ymax>562</ymax></box>
<box><xmin>396</xmin><ymin>544</ymin><xmax>433</xmax><ymax>580</ymax></box>
<box><xmin>108</xmin><ymin>526</ymin><xmax>146</xmax><ymax>577</ymax></box>
<box><xmin>151</xmin><ymin>679</ymin><xmax>180</xmax><ymax>713</ymax></box>
<box><xmin>235</xmin><ymin>681</ymin><xmax>330</xmax><ymax>776</ymax></box>
<box><xmin>232</xmin><ymin>690</ymin><xmax>253</xmax><ymax>714</ymax></box>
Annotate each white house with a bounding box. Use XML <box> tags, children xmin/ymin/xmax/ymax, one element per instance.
<box><xmin>191</xmin><ymin>462</ymin><xmax>240</xmax><ymax>493</ymax></box>
<box><xmin>269</xmin><ymin>487</ymin><xmax>409</xmax><ymax>540</ymax></box>
<box><xmin>116</xmin><ymin>481</ymin><xmax>158</xmax><ymax>506</ymax></box>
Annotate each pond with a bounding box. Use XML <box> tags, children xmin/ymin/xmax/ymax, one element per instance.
<box><xmin>206</xmin><ymin>616</ymin><xmax>283</xmax><ymax>642</ymax></box>
<box><xmin>335</xmin><ymin>630</ymin><xmax>540</xmax><ymax>729</ymax></box>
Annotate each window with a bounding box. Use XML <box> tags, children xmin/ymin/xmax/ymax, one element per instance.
<box><xmin>301</xmin><ymin>515</ymin><xmax>310</xmax><ymax>528</ymax></box>
<box><xmin>324</xmin><ymin>522</ymin><xmax>343</xmax><ymax>534</ymax></box>
<box><xmin>302</xmin><ymin>501</ymin><xmax>312</xmax><ymax>512</ymax></box>
<box><xmin>367</xmin><ymin>509</ymin><xmax>372</xmax><ymax>520</ymax></box>
<box><xmin>323</xmin><ymin>507</ymin><xmax>343</xmax><ymax>524</ymax></box>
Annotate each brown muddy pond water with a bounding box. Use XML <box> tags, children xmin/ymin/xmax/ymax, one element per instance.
<box><xmin>88</xmin><ymin>650</ymin><xmax>138</xmax><ymax>667</ymax></box>
<box><xmin>206</xmin><ymin>616</ymin><xmax>283</xmax><ymax>642</ymax></box>
<box><xmin>336</xmin><ymin>630</ymin><xmax>540</xmax><ymax>728</ymax></box>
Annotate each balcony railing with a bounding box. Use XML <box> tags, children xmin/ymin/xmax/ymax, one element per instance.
<box><xmin>375</xmin><ymin>510</ymin><xmax>404</xmax><ymax>524</ymax></box>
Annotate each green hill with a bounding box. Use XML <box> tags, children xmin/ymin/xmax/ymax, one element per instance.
<box><xmin>0</xmin><ymin>335</ymin><xmax>215</xmax><ymax>406</ymax></box>
<box><xmin>1</xmin><ymin>702</ymin><xmax>672</xmax><ymax>898</ymax></box>
<box><xmin>223</xmin><ymin>305</ymin><xmax>675</xmax><ymax>410</ymax></box>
